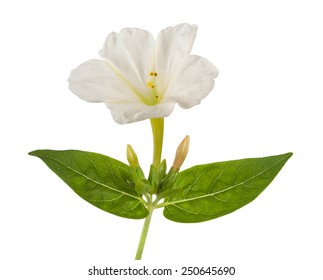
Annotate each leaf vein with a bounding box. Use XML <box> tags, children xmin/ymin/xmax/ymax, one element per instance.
<box><xmin>163</xmin><ymin>154</ymin><xmax>290</xmax><ymax>207</ymax></box>
<box><xmin>40</xmin><ymin>154</ymin><xmax>141</xmax><ymax>201</ymax></box>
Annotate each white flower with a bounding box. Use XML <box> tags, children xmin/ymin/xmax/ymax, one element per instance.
<box><xmin>68</xmin><ymin>23</ymin><xmax>218</xmax><ymax>124</ymax></box>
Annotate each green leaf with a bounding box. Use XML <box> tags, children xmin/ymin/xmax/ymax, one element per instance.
<box><xmin>162</xmin><ymin>152</ymin><xmax>292</xmax><ymax>223</ymax></box>
<box><xmin>29</xmin><ymin>150</ymin><xmax>149</xmax><ymax>219</ymax></box>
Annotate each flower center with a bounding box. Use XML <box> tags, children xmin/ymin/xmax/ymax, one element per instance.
<box><xmin>147</xmin><ymin>71</ymin><xmax>158</xmax><ymax>87</ymax></box>
<box><xmin>145</xmin><ymin>71</ymin><xmax>160</xmax><ymax>105</ymax></box>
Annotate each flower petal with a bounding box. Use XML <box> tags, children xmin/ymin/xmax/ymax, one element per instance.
<box><xmin>106</xmin><ymin>101</ymin><xmax>176</xmax><ymax>124</ymax></box>
<box><xmin>99</xmin><ymin>28</ymin><xmax>155</xmax><ymax>95</ymax></box>
<box><xmin>68</xmin><ymin>59</ymin><xmax>138</xmax><ymax>103</ymax></box>
<box><xmin>164</xmin><ymin>55</ymin><xmax>219</xmax><ymax>108</ymax></box>
<box><xmin>155</xmin><ymin>24</ymin><xmax>197</xmax><ymax>84</ymax></box>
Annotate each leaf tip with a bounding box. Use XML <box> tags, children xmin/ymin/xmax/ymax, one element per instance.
<box><xmin>28</xmin><ymin>149</ymin><xmax>45</xmax><ymax>157</ymax></box>
<box><xmin>28</xmin><ymin>150</ymin><xmax>37</xmax><ymax>156</ymax></box>
<box><xmin>286</xmin><ymin>152</ymin><xmax>293</xmax><ymax>159</ymax></box>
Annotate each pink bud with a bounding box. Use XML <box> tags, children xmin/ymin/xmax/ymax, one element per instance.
<box><xmin>172</xmin><ymin>135</ymin><xmax>190</xmax><ymax>172</ymax></box>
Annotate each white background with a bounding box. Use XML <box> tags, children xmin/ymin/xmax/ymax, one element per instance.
<box><xmin>1</xmin><ymin>0</ymin><xmax>322</xmax><ymax>279</ymax></box>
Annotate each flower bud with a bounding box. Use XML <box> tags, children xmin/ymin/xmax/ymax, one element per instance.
<box><xmin>126</xmin><ymin>144</ymin><xmax>139</xmax><ymax>168</ymax></box>
<box><xmin>172</xmin><ymin>135</ymin><xmax>190</xmax><ymax>172</ymax></box>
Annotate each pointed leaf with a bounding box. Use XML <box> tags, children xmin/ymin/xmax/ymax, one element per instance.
<box><xmin>29</xmin><ymin>150</ymin><xmax>149</xmax><ymax>219</ymax></box>
<box><xmin>163</xmin><ymin>153</ymin><xmax>292</xmax><ymax>223</ymax></box>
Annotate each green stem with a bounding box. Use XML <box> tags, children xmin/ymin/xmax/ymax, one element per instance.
<box><xmin>135</xmin><ymin>118</ymin><xmax>164</xmax><ymax>260</ymax></box>
<box><xmin>150</xmin><ymin>118</ymin><xmax>164</xmax><ymax>168</ymax></box>
<box><xmin>135</xmin><ymin>206</ymin><xmax>154</xmax><ymax>260</ymax></box>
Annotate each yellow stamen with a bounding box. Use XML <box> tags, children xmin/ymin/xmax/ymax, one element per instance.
<box><xmin>147</xmin><ymin>81</ymin><xmax>155</xmax><ymax>88</ymax></box>
<box><xmin>147</xmin><ymin>71</ymin><xmax>159</xmax><ymax>89</ymax></box>
<box><xmin>146</xmin><ymin>71</ymin><xmax>160</xmax><ymax>102</ymax></box>
<box><xmin>149</xmin><ymin>71</ymin><xmax>158</xmax><ymax>76</ymax></box>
